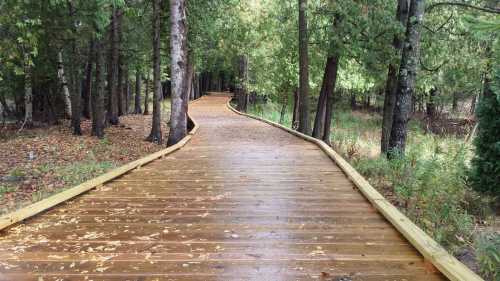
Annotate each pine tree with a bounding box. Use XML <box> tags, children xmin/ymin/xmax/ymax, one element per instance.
<box><xmin>470</xmin><ymin>64</ymin><xmax>500</xmax><ymax>196</ymax></box>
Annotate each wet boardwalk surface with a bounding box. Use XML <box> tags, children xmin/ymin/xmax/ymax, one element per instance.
<box><xmin>0</xmin><ymin>95</ymin><xmax>446</xmax><ymax>280</ymax></box>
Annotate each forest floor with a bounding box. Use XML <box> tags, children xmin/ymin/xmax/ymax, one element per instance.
<box><xmin>0</xmin><ymin>112</ymin><xmax>170</xmax><ymax>216</ymax></box>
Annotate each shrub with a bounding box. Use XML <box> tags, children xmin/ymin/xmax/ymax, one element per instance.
<box><xmin>470</xmin><ymin>66</ymin><xmax>500</xmax><ymax>197</ymax></box>
<box><xmin>355</xmin><ymin>141</ymin><xmax>477</xmax><ymax>252</ymax></box>
<box><xmin>475</xmin><ymin>232</ymin><xmax>500</xmax><ymax>280</ymax></box>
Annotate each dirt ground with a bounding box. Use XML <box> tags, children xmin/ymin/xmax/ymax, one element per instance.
<box><xmin>0</xmin><ymin>114</ymin><xmax>169</xmax><ymax>215</ymax></box>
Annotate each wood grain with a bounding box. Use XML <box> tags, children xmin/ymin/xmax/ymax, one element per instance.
<box><xmin>0</xmin><ymin>94</ymin><xmax>451</xmax><ymax>281</ymax></box>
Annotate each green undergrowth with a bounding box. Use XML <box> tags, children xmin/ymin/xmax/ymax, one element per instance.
<box><xmin>0</xmin><ymin>185</ymin><xmax>17</xmax><ymax>199</ymax></box>
<box><xmin>475</xmin><ymin>232</ymin><xmax>500</xmax><ymax>280</ymax></box>
<box><xmin>31</xmin><ymin>160</ymin><xmax>115</xmax><ymax>202</ymax></box>
<box><xmin>249</xmin><ymin>101</ymin><xmax>498</xmax><ymax>279</ymax></box>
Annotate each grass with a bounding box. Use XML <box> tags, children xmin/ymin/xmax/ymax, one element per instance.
<box><xmin>0</xmin><ymin>185</ymin><xmax>17</xmax><ymax>199</ymax></box>
<box><xmin>475</xmin><ymin>232</ymin><xmax>500</xmax><ymax>280</ymax></box>
<box><xmin>249</xmin><ymin>100</ymin><xmax>498</xmax><ymax>280</ymax></box>
<box><xmin>31</xmin><ymin>161</ymin><xmax>115</xmax><ymax>202</ymax></box>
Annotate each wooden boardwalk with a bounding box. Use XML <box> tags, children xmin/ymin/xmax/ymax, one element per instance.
<box><xmin>0</xmin><ymin>95</ymin><xmax>447</xmax><ymax>280</ymax></box>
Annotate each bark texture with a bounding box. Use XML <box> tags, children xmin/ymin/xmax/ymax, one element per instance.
<box><xmin>0</xmin><ymin>92</ymin><xmax>12</xmax><ymax>117</ymax></box>
<box><xmin>167</xmin><ymin>0</ymin><xmax>189</xmax><ymax>146</ymax></box>
<box><xmin>312</xmin><ymin>55</ymin><xmax>339</xmax><ymax>139</ymax></box>
<box><xmin>426</xmin><ymin>87</ymin><xmax>437</xmax><ymax>118</ymax></box>
<box><xmin>69</xmin><ymin>1</ymin><xmax>82</xmax><ymax>135</ymax></box>
<box><xmin>92</xmin><ymin>38</ymin><xmax>105</xmax><ymax>138</ymax></box>
<box><xmin>106</xmin><ymin>8</ymin><xmax>120</xmax><ymax>126</ymax></box>
<box><xmin>236</xmin><ymin>55</ymin><xmax>249</xmax><ymax>112</ymax></box>
<box><xmin>321</xmin><ymin>55</ymin><xmax>340</xmax><ymax>145</ymax></box>
<box><xmin>298</xmin><ymin>0</ymin><xmax>310</xmax><ymax>135</ymax></box>
<box><xmin>117</xmin><ymin>10</ymin><xmax>125</xmax><ymax>116</ymax></box>
<box><xmin>57</xmin><ymin>51</ymin><xmax>72</xmax><ymax>119</ymax></box>
<box><xmin>381</xmin><ymin>0</ymin><xmax>410</xmax><ymax>155</ymax></box>
<box><xmin>82</xmin><ymin>40</ymin><xmax>94</xmax><ymax>119</ymax></box>
<box><xmin>23</xmin><ymin>59</ymin><xmax>33</xmax><ymax>128</ymax></box>
<box><xmin>388</xmin><ymin>0</ymin><xmax>425</xmax><ymax>155</ymax></box>
<box><xmin>134</xmin><ymin>70</ymin><xmax>142</xmax><ymax>114</ymax></box>
<box><xmin>292</xmin><ymin>88</ymin><xmax>300</xmax><ymax>129</ymax></box>
<box><xmin>144</xmin><ymin>73</ymin><xmax>150</xmax><ymax>115</ymax></box>
<box><xmin>147</xmin><ymin>0</ymin><xmax>163</xmax><ymax>143</ymax></box>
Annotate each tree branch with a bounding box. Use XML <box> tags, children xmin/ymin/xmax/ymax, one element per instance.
<box><xmin>427</xmin><ymin>2</ymin><xmax>500</xmax><ymax>14</ymax></box>
<box><xmin>420</xmin><ymin>57</ymin><xmax>448</xmax><ymax>72</ymax></box>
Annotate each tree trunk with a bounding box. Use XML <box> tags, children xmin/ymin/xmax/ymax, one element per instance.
<box><xmin>190</xmin><ymin>73</ymin><xmax>195</xmax><ymax>100</ymax></box>
<box><xmin>0</xmin><ymin>92</ymin><xmax>12</xmax><ymax>117</ymax></box>
<box><xmin>23</xmin><ymin>59</ymin><xmax>33</xmax><ymax>129</ymax></box>
<box><xmin>292</xmin><ymin>88</ymin><xmax>300</xmax><ymax>129</ymax></box>
<box><xmin>125</xmin><ymin>68</ymin><xmax>131</xmax><ymax>113</ymax></box>
<box><xmin>69</xmin><ymin>0</ymin><xmax>82</xmax><ymax>135</ymax></box>
<box><xmin>184</xmin><ymin>61</ymin><xmax>193</xmax><ymax>116</ymax></box>
<box><xmin>321</xmin><ymin>55</ymin><xmax>340</xmax><ymax>145</ymax></box>
<box><xmin>106</xmin><ymin>8</ymin><xmax>120</xmax><ymax>126</ymax></box>
<box><xmin>426</xmin><ymin>87</ymin><xmax>437</xmax><ymax>119</ymax></box>
<box><xmin>236</xmin><ymin>55</ymin><xmax>249</xmax><ymax>112</ymax></box>
<box><xmin>134</xmin><ymin>70</ymin><xmax>142</xmax><ymax>114</ymax></box>
<box><xmin>147</xmin><ymin>0</ymin><xmax>163</xmax><ymax>144</ymax></box>
<box><xmin>167</xmin><ymin>0</ymin><xmax>189</xmax><ymax>146</ymax></box>
<box><xmin>388</xmin><ymin>0</ymin><xmax>425</xmax><ymax>156</ymax></box>
<box><xmin>279</xmin><ymin>91</ymin><xmax>288</xmax><ymax>124</ymax></box>
<box><xmin>144</xmin><ymin>73</ymin><xmax>150</xmax><ymax>115</ymax></box>
<box><xmin>193</xmin><ymin>73</ymin><xmax>200</xmax><ymax>99</ymax></box>
<box><xmin>91</xmin><ymin>38</ymin><xmax>105</xmax><ymax>139</ymax></box>
<box><xmin>117</xmin><ymin>60</ymin><xmax>124</xmax><ymax>116</ymax></box>
<box><xmin>82</xmin><ymin>40</ymin><xmax>94</xmax><ymax>119</ymax></box>
<box><xmin>57</xmin><ymin>51</ymin><xmax>72</xmax><ymax>119</ymax></box>
<box><xmin>298</xmin><ymin>0</ymin><xmax>310</xmax><ymax>135</ymax></box>
<box><xmin>452</xmin><ymin>92</ymin><xmax>458</xmax><ymax>113</ymax></box>
<box><xmin>313</xmin><ymin>55</ymin><xmax>338</xmax><ymax>139</ymax></box>
<box><xmin>381</xmin><ymin>0</ymin><xmax>409</xmax><ymax>155</ymax></box>
<box><xmin>117</xmin><ymin>11</ymin><xmax>126</xmax><ymax>116</ymax></box>
<box><xmin>470</xmin><ymin>92</ymin><xmax>479</xmax><ymax>115</ymax></box>
<box><xmin>350</xmin><ymin>93</ymin><xmax>357</xmax><ymax>109</ymax></box>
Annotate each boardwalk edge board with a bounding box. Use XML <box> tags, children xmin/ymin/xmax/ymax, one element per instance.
<box><xmin>0</xmin><ymin>99</ymin><xmax>202</xmax><ymax>232</ymax></box>
<box><xmin>226</xmin><ymin>98</ymin><xmax>483</xmax><ymax>281</ymax></box>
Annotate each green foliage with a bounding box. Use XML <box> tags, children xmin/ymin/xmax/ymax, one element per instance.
<box><xmin>356</xmin><ymin>142</ymin><xmax>476</xmax><ymax>252</ymax></box>
<box><xmin>0</xmin><ymin>185</ymin><xmax>17</xmax><ymax>199</ymax></box>
<box><xmin>470</xmin><ymin>63</ymin><xmax>500</xmax><ymax>197</ymax></box>
<box><xmin>58</xmin><ymin>161</ymin><xmax>115</xmax><ymax>187</ymax></box>
<box><xmin>475</xmin><ymin>232</ymin><xmax>500</xmax><ymax>280</ymax></box>
<box><xmin>9</xmin><ymin>168</ymin><xmax>26</xmax><ymax>178</ymax></box>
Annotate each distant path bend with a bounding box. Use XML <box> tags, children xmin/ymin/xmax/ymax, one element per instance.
<box><xmin>0</xmin><ymin>94</ymin><xmax>446</xmax><ymax>280</ymax></box>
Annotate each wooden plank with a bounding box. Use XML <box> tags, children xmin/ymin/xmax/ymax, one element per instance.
<box><xmin>227</xmin><ymin>99</ymin><xmax>483</xmax><ymax>281</ymax></box>
<box><xmin>0</xmin><ymin>95</ymin><xmax>449</xmax><ymax>280</ymax></box>
<box><xmin>0</xmin><ymin>100</ymin><xmax>201</xmax><ymax>232</ymax></box>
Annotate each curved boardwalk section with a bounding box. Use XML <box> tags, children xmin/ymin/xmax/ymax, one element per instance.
<box><xmin>0</xmin><ymin>95</ymin><xmax>446</xmax><ymax>280</ymax></box>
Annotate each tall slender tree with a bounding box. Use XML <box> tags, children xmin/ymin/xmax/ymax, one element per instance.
<box><xmin>56</xmin><ymin>51</ymin><xmax>72</xmax><ymax>119</ymax></box>
<box><xmin>167</xmin><ymin>0</ymin><xmax>189</xmax><ymax>146</ymax></box>
<box><xmin>82</xmin><ymin>40</ymin><xmax>94</xmax><ymax>119</ymax></box>
<box><xmin>91</xmin><ymin>38</ymin><xmax>105</xmax><ymax>139</ymax></box>
<box><xmin>106</xmin><ymin>7</ymin><xmax>120</xmax><ymax>126</ymax></box>
<box><xmin>68</xmin><ymin>0</ymin><xmax>82</xmax><ymax>135</ymax></box>
<box><xmin>117</xmin><ymin>10</ymin><xmax>125</xmax><ymax>116</ymax></box>
<box><xmin>23</xmin><ymin>53</ymin><xmax>33</xmax><ymax>129</ymax></box>
<box><xmin>298</xmin><ymin>0</ymin><xmax>310</xmax><ymax>135</ymax></box>
<box><xmin>381</xmin><ymin>0</ymin><xmax>410</xmax><ymax>155</ymax></box>
<box><xmin>146</xmin><ymin>0</ymin><xmax>163</xmax><ymax>143</ymax></box>
<box><xmin>321</xmin><ymin>54</ymin><xmax>340</xmax><ymax>145</ymax></box>
<box><xmin>134</xmin><ymin>69</ymin><xmax>142</xmax><ymax>114</ymax></box>
<box><xmin>144</xmin><ymin>72</ymin><xmax>150</xmax><ymax>115</ymax></box>
<box><xmin>388</xmin><ymin>0</ymin><xmax>426</xmax><ymax>155</ymax></box>
<box><xmin>236</xmin><ymin>55</ymin><xmax>249</xmax><ymax>112</ymax></box>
